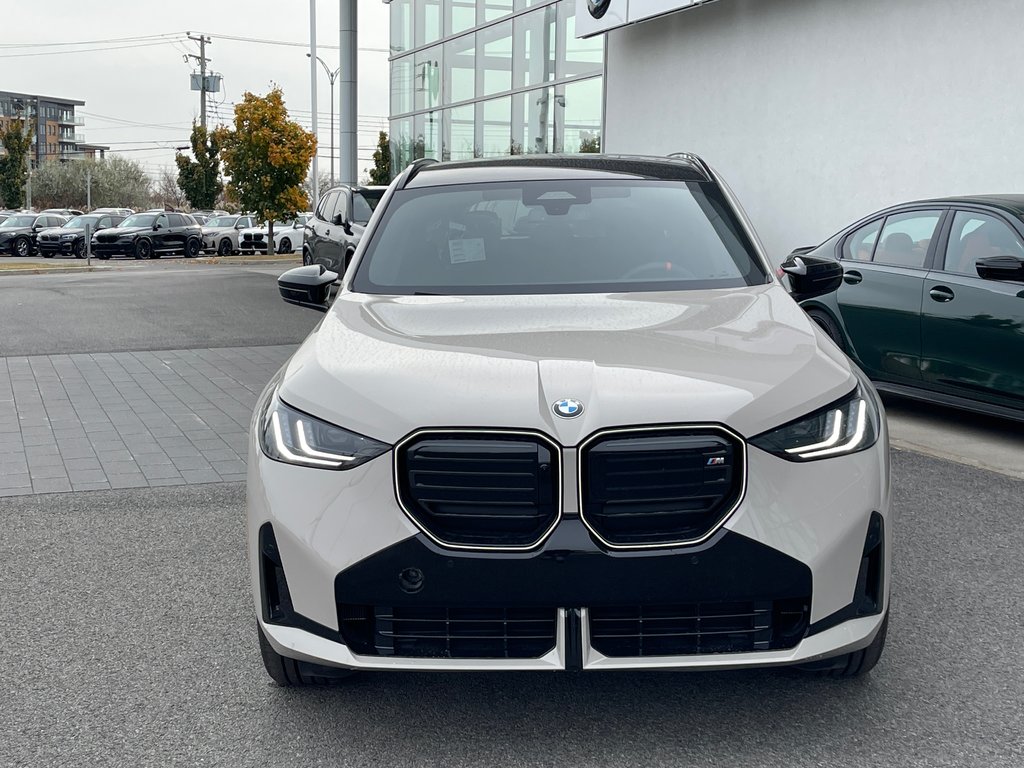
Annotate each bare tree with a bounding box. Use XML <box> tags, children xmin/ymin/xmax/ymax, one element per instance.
<box><xmin>153</xmin><ymin>168</ymin><xmax>188</xmax><ymax>210</ymax></box>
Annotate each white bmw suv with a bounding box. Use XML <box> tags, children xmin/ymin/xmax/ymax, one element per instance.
<box><xmin>250</xmin><ymin>154</ymin><xmax>891</xmax><ymax>685</ymax></box>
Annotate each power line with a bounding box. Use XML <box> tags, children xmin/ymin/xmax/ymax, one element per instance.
<box><xmin>0</xmin><ymin>33</ymin><xmax>185</xmax><ymax>48</ymax></box>
<box><xmin>0</xmin><ymin>40</ymin><xmax>177</xmax><ymax>59</ymax></box>
<box><xmin>193</xmin><ymin>31</ymin><xmax>387</xmax><ymax>54</ymax></box>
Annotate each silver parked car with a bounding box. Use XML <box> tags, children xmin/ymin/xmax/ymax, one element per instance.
<box><xmin>250</xmin><ymin>154</ymin><xmax>890</xmax><ymax>685</ymax></box>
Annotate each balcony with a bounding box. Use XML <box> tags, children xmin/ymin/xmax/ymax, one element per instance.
<box><xmin>59</xmin><ymin>114</ymin><xmax>86</xmax><ymax>126</ymax></box>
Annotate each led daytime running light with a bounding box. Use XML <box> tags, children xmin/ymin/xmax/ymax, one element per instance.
<box><xmin>795</xmin><ymin>400</ymin><xmax>867</xmax><ymax>459</ymax></box>
<box><xmin>271</xmin><ymin>411</ymin><xmax>342</xmax><ymax>468</ymax></box>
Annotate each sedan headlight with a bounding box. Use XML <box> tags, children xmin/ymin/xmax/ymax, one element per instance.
<box><xmin>257</xmin><ymin>390</ymin><xmax>389</xmax><ymax>470</ymax></box>
<box><xmin>751</xmin><ymin>375</ymin><xmax>880</xmax><ymax>461</ymax></box>
<box><xmin>61</xmin><ymin>233</ymin><xmax>76</xmax><ymax>240</ymax></box>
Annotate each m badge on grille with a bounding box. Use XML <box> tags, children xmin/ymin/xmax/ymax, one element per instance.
<box><xmin>707</xmin><ymin>456</ymin><xmax>726</xmax><ymax>466</ymax></box>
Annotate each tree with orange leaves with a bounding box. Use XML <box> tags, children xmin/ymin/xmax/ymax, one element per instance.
<box><xmin>215</xmin><ymin>87</ymin><xmax>316</xmax><ymax>255</ymax></box>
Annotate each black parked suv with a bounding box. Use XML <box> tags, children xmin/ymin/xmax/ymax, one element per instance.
<box><xmin>303</xmin><ymin>184</ymin><xmax>385</xmax><ymax>273</ymax></box>
<box><xmin>0</xmin><ymin>213</ymin><xmax>69</xmax><ymax>256</ymax></box>
<box><xmin>37</xmin><ymin>213</ymin><xmax>126</xmax><ymax>258</ymax></box>
<box><xmin>92</xmin><ymin>211</ymin><xmax>203</xmax><ymax>259</ymax></box>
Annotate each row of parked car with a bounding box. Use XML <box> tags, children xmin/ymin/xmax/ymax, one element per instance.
<box><xmin>0</xmin><ymin>206</ymin><xmax>315</xmax><ymax>260</ymax></box>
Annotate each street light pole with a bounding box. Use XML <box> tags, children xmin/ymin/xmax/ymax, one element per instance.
<box><xmin>307</xmin><ymin>53</ymin><xmax>340</xmax><ymax>188</ymax></box>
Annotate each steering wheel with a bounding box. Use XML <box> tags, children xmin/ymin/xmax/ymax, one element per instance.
<box><xmin>621</xmin><ymin>261</ymin><xmax>696</xmax><ymax>281</ymax></box>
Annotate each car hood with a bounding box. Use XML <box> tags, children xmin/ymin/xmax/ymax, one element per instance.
<box><xmin>202</xmin><ymin>226</ymin><xmax>235</xmax><ymax>235</ymax></box>
<box><xmin>277</xmin><ymin>285</ymin><xmax>855</xmax><ymax>445</ymax></box>
<box><xmin>41</xmin><ymin>227</ymin><xmax>84</xmax><ymax>236</ymax></box>
<box><xmin>96</xmin><ymin>226</ymin><xmax>148</xmax><ymax>237</ymax></box>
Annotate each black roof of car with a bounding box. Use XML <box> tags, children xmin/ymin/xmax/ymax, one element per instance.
<box><xmin>915</xmin><ymin>194</ymin><xmax>1024</xmax><ymax>216</ymax></box>
<box><xmin>404</xmin><ymin>154</ymin><xmax>713</xmax><ymax>188</ymax></box>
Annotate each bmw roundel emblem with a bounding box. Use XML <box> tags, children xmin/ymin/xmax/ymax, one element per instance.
<box><xmin>588</xmin><ymin>0</ymin><xmax>612</xmax><ymax>19</ymax></box>
<box><xmin>553</xmin><ymin>398</ymin><xmax>584</xmax><ymax>419</ymax></box>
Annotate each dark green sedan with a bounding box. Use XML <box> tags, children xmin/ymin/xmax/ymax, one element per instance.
<box><xmin>787</xmin><ymin>196</ymin><xmax>1024</xmax><ymax>422</ymax></box>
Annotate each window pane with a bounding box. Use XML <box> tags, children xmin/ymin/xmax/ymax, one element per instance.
<box><xmin>874</xmin><ymin>211</ymin><xmax>941</xmax><ymax>268</ymax></box>
<box><xmin>390</xmin><ymin>117</ymin><xmax>414</xmax><ymax>173</ymax></box>
<box><xmin>414</xmin><ymin>47</ymin><xmax>443</xmax><ymax>112</ymax></box>
<box><xmin>944</xmin><ymin>211</ymin><xmax>1024</xmax><ymax>274</ymax></box>
<box><xmin>447</xmin><ymin>105</ymin><xmax>476</xmax><ymax>160</ymax></box>
<box><xmin>558</xmin><ymin>2</ymin><xmax>603</xmax><ymax>79</ymax></box>
<box><xmin>513</xmin><ymin>5</ymin><xmax>556</xmax><ymax>90</ymax></box>
<box><xmin>445</xmin><ymin>0</ymin><xmax>476</xmax><ymax>36</ymax></box>
<box><xmin>444</xmin><ymin>34</ymin><xmax>475</xmax><ymax>105</ymax></box>
<box><xmin>391</xmin><ymin>57</ymin><xmax>414</xmax><ymax>116</ymax></box>
<box><xmin>559</xmin><ymin>77</ymin><xmax>602</xmax><ymax>153</ymax></box>
<box><xmin>478</xmin><ymin>21</ymin><xmax>512</xmax><ymax>97</ymax></box>
<box><xmin>414</xmin><ymin>112</ymin><xmax>442</xmax><ymax>161</ymax></box>
<box><xmin>415</xmin><ymin>0</ymin><xmax>441</xmax><ymax>48</ymax></box>
<box><xmin>479</xmin><ymin>0</ymin><xmax>513</xmax><ymax>24</ymax></box>
<box><xmin>390</xmin><ymin>0</ymin><xmax>413</xmax><ymax>55</ymax></box>
<box><xmin>512</xmin><ymin>88</ymin><xmax>554</xmax><ymax>155</ymax></box>
<box><xmin>843</xmin><ymin>219</ymin><xmax>882</xmax><ymax>261</ymax></box>
<box><xmin>481</xmin><ymin>97</ymin><xmax>511</xmax><ymax>157</ymax></box>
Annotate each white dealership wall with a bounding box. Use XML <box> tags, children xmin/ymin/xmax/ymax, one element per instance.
<box><xmin>601</xmin><ymin>0</ymin><xmax>1024</xmax><ymax>258</ymax></box>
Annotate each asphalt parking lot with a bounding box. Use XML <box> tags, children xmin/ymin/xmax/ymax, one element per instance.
<box><xmin>1</xmin><ymin>266</ymin><xmax>1022</xmax><ymax>767</ymax></box>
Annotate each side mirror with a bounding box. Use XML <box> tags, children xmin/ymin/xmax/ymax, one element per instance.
<box><xmin>976</xmin><ymin>254</ymin><xmax>1024</xmax><ymax>282</ymax></box>
<box><xmin>294</xmin><ymin>221</ymin><xmax>303</xmax><ymax>229</ymax></box>
<box><xmin>780</xmin><ymin>253</ymin><xmax>844</xmax><ymax>301</ymax></box>
<box><xmin>278</xmin><ymin>264</ymin><xmax>339</xmax><ymax>312</ymax></box>
<box><xmin>332</xmin><ymin>213</ymin><xmax>344</xmax><ymax>226</ymax></box>
<box><xmin>152</xmin><ymin>223</ymin><xmax>161</xmax><ymax>231</ymax></box>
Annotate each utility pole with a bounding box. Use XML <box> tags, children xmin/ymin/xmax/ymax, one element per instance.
<box><xmin>309</xmin><ymin>1</ymin><xmax>320</xmax><ymax>211</ymax></box>
<box><xmin>186</xmin><ymin>33</ymin><xmax>212</xmax><ymax>131</ymax></box>
<box><xmin>86</xmin><ymin>167</ymin><xmax>91</xmax><ymax>210</ymax></box>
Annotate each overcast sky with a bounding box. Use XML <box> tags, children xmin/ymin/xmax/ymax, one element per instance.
<box><xmin>5</xmin><ymin>0</ymin><xmax>390</xmax><ymax>183</ymax></box>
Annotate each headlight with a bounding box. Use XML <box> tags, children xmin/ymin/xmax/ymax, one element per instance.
<box><xmin>257</xmin><ymin>390</ymin><xmax>390</xmax><ymax>470</ymax></box>
<box><xmin>61</xmin><ymin>234</ymin><xmax>75</xmax><ymax>240</ymax></box>
<box><xmin>750</xmin><ymin>375</ymin><xmax>880</xmax><ymax>461</ymax></box>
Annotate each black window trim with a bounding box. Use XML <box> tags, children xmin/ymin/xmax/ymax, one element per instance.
<box><xmin>838</xmin><ymin>205</ymin><xmax>951</xmax><ymax>273</ymax></box>
<box><xmin>931</xmin><ymin>204</ymin><xmax>1024</xmax><ymax>277</ymax></box>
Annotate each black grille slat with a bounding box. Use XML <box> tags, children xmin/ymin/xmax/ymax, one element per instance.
<box><xmin>341</xmin><ymin>604</ymin><xmax>558</xmax><ymax>659</ymax></box>
<box><xmin>581</xmin><ymin>429</ymin><xmax>743</xmax><ymax>546</ymax></box>
<box><xmin>398</xmin><ymin>433</ymin><xmax>558</xmax><ymax>548</ymax></box>
<box><xmin>590</xmin><ymin>600</ymin><xmax>807</xmax><ymax>657</ymax></box>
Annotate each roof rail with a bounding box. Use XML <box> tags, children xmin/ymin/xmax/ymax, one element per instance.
<box><xmin>667</xmin><ymin>152</ymin><xmax>712</xmax><ymax>179</ymax></box>
<box><xmin>400</xmin><ymin>157</ymin><xmax>440</xmax><ymax>189</ymax></box>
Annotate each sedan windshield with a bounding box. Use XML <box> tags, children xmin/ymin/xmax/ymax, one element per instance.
<box><xmin>206</xmin><ymin>216</ymin><xmax>239</xmax><ymax>228</ymax></box>
<box><xmin>119</xmin><ymin>214</ymin><xmax>157</xmax><ymax>228</ymax></box>
<box><xmin>352</xmin><ymin>180</ymin><xmax>768</xmax><ymax>295</ymax></box>
<box><xmin>1</xmin><ymin>215</ymin><xmax>36</xmax><ymax>228</ymax></box>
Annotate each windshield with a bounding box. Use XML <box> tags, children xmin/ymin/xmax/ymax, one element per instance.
<box><xmin>64</xmin><ymin>216</ymin><xmax>99</xmax><ymax>229</ymax></box>
<box><xmin>351</xmin><ymin>180</ymin><xmax>767</xmax><ymax>295</ymax></box>
<box><xmin>120</xmin><ymin>214</ymin><xmax>157</xmax><ymax>228</ymax></box>
<box><xmin>206</xmin><ymin>216</ymin><xmax>238</xmax><ymax>228</ymax></box>
<box><xmin>1</xmin><ymin>215</ymin><xmax>36</xmax><ymax>228</ymax></box>
<box><xmin>352</xmin><ymin>190</ymin><xmax>384</xmax><ymax>224</ymax></box>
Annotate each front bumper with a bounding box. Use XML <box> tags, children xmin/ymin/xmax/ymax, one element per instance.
<box><xmin>92</xmin><ymin>240</ymin><xmax>135</xmax><ymax>256</ymax></box>
<box><xmin>249</xmin><ymin>423</ymin><xmax>891</xmax><ymax>672</ymax></box>
<box><xmin>38</xmin><ymin>239</ymin><xmax>77</xmax><ymax>255</ymax></box>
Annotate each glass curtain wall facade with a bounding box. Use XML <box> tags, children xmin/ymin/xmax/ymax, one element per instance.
<box><xmin>389</xmin><ymin>0</ymin><xmax>603</xmax><ymax>176</ymax></box>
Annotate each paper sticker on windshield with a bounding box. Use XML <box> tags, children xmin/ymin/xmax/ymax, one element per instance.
<box><xmin>449</xmin><ymin>238</ymin><xmax>486</xmax><ymax>264</ymax></box>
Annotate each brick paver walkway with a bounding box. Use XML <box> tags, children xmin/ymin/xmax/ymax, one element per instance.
<box><xmin>0</xmin><ymin>345</ymin><xmax>294</xmax><ymax>495</ymax></box>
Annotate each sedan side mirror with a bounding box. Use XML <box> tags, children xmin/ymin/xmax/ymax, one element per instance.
<box><xmin>278</xmin><ymin>264</ymin><xmax>338</xmax><ymax>312</ymax></box>
<box><xmin>976</xmin><ymin>254</ymin><xmax>1024</xmax><ymax>282</ymax></box>
<box><xmin>780</xmin><ymin>254</ymin><xmax>844</xmax><ymax>301</ymax></box>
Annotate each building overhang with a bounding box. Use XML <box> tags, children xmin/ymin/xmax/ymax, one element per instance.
<box><xmin>575</xmin><ymin>0</ymin><xmax>721</xmax><ymax>38</ymax></box>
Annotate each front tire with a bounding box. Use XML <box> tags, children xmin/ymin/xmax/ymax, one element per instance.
<box><xmin>302</xmin><ymin>249</ymin><xmax>311</xmax><ymax>266</ymax></box>
<box><xmin>807</xmin><ymin>308</ymin><xmax>845</xmax><ymax>351</ymax></box>
<box><xmin>218</xmin><ymin>239</ymin><xmax>232</xmax><ymax>257</ymax></box>
<box><xmin>185</xmin><ymin>238</ymin><xmax>202</xmax><ymax>258</ymax></box>
<box><xmin>257</xmin><ymin>622</ymin><xmax>354</xmax><ymax>687</ymax></box>
<box><xmin>73</xmin><ymin>239</ymin><xmax>84</xmax><ymax>259</ymax></box>
<box><xmin>134</xmin><ymin>239</ymin><xmax>152</xmax><ymax>260</ymax></box>
<box><xmin>14</xmin><ymin>237</ymin><xmax>30</xmax><ymax>257</ymax></box>
<box><xmin>279</xmin><ymin>237</ymin><xmax>292</xmax><ymax>254</ymax></box>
